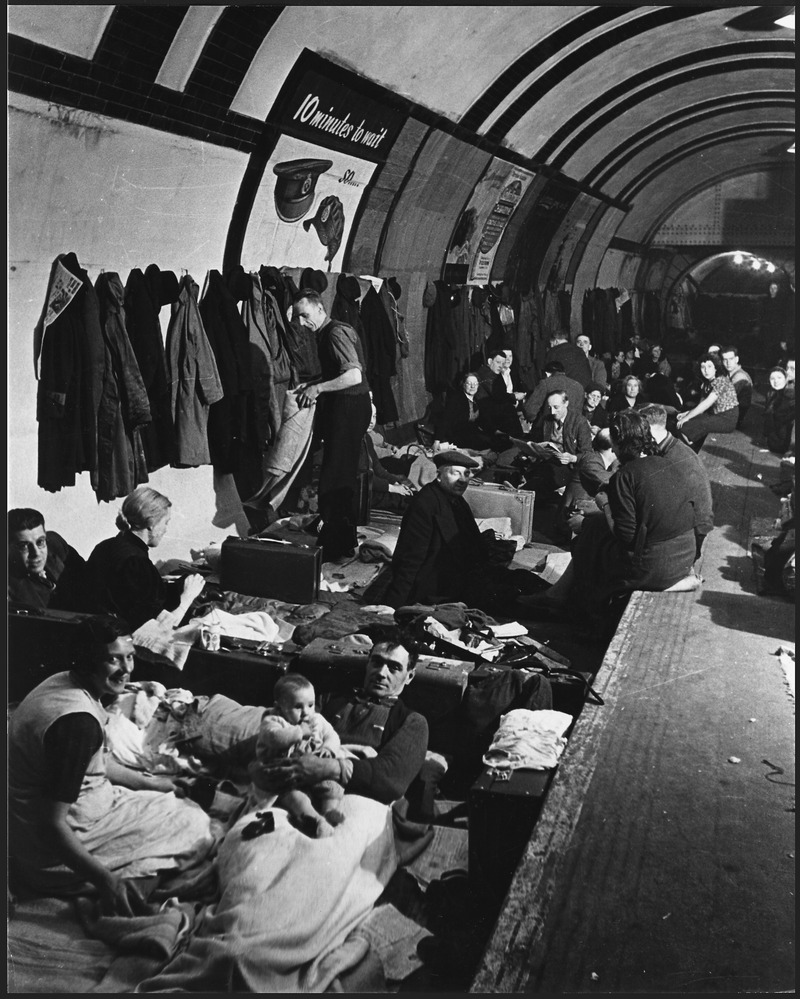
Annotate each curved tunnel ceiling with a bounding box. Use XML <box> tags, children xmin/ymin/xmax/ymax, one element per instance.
<box><xmin>7</xmin><ymin>4</ymin><xmax>795</xmax><ymax>258</ymax></box>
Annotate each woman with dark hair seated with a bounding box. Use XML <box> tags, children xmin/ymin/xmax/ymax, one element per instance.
<box><xmin>435</xmin><ymin>372</ymin><xmax>495</xmax><ymax>450</ymax></box>
<box><xmin>763</xmin><ymin>366</ymin><xmax>795</xmax><ymax>455</ymax></box>
<box><xmin>518</xmin><ymin>410</ymin><xmax>701</xmax><ymax>614</ymax></box>
<box><xmin>676</xmin><ymin>353</ymin><xmax>739</xmax><ymax>452</ymax></box>
<box><xmin>8</xmin><ymin>614</ymin><xmax>212</xmax><ymax>911</ymax></box>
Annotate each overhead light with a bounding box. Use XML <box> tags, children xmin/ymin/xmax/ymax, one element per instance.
<box><xmin>752</xmin><ymin>260</ymin><xmax>762</xmax><ymax>270</ymax></box>
<box><xmin>775</xmin><ymin>11</ymin><xmax>795</xmax><ymax>29</ymax></box>
<box><xmin>767</xmin><ymin>262</ymin><xmax>777</xmax><ymax>273</ymax></box>
<box><xmin>733</xmin><ymin>252</ymin><xmax>744</xmax><ymax>264</ymax></box>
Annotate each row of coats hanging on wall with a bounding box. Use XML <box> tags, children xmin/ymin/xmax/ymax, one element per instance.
<box><xmin>422</xmin><ymin>282</ymin><xmax>573</xmax><ymax>396</ymax></box>
<box><xmin>34</xmin><ymin>254</ymin><xmax>408</xmax><ymax>503</ymax></box>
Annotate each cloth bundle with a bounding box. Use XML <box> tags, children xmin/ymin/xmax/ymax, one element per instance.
<box><xmin>482</xmin><ymin>708</ymin><xmax>573</xmax><ymax>771</ymax></box>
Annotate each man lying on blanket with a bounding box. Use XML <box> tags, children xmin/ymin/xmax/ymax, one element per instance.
<box><xmin>251</xmin><ymin>625</ymin><xmax>429</xmax><ymax>808</ymax></box>
<box><xmin>136</xmin><ymin>628</ymin><xmax>432</xmax><ymax>993</ymax></box>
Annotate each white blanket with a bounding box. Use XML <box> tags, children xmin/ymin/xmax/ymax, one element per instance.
<box><xmin>136</xmin><ymin>795</ymin><xmax>397</xmax><ymax>993</ymax></box>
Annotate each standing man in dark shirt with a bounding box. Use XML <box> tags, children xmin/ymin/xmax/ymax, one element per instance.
<box><xmin>544</xmin><ymin>330</ymin><xmax>592</xmax><ymax>388</ymax></box>
<box><xmin>293</xmin><ymin>291</ymin><xmax>372</xmax><ymax>561</ymax></box>
<box><xmin>8</xmin><ymin>508</ymin><xmax>89</xmax><ymax>611</ymax></box>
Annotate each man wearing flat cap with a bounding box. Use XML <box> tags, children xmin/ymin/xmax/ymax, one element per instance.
<box><xmin>384</xmin><ymin>451</ymin><xmax>523</xmax><ymax>610</ymax></box>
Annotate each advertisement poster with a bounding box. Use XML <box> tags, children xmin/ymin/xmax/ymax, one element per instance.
<box><xmin>444</xmin><ymin>159</ymin><xmax>535</xmax><ymax>285</ymax></box>
<box><xmin>241</xmin><ymin>51</ymin><xmax>406</xmax><ymax>273</ymax></box>
<box><xmin>241</xmin><ymin>134</ymin><xmax>378</xmax><ymax>272</ymax></box>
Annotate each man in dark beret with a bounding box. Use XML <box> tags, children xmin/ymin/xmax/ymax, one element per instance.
<box><xmin>384</xmin><ymin>451</ymin><xmax>525</xmax><ymax>610</ymax></box>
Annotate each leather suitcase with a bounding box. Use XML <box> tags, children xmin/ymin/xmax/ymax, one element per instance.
<box><xmin>8</xmin><ymin>607</ymin><xmax>294</xmax><ymax>707</ymax></box>
<box><xmin>8</xmin><ymin>607</ymin><xmax>93</xmax><ymax>702</ymax></box>
<box><xmin>219</xmin><ymin>536</ymin><xmax>321</xmax><ymax>603</ymax></box>
<box><xmin>164</xmin><ymin>644</ymin><xmax>293</xmax><ymax>707</ymax></box>
<box><xmin>297</xmin><ymin>639</ymin><xmax>474</xmax><ymax>754</ymax></box>
<box><xmin>296</xmin><ymin>637</ymin><xmax>373</xmax><ymax>693</ymax></box>
<box><xmin>402</xmin><ymin>656</ymin><xmax>475</xmax><ymax>754</ymax></box>
<box><xmin>463</xmin><ymin>481</ymin><xmax>535</xmax><ymax>541</ymax></box>
<box><xmin>468</xmin><ymin>765</ymin><xmax>553</xmax><ymax>912</ymax></box>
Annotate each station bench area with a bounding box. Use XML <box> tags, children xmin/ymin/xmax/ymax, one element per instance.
<box><xmin>469</xmin><ymin>429</ymin><xmax>795</xmax><ymax>995</ymax></box>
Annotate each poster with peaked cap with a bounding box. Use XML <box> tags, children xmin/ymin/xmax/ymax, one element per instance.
<box><xmin>241</xmin><ymin>51</ymin><xmax>406</xmax><ymax>274</ymax></box>
<box><xmin>241</xmin><ymin>134</ymin><xmax>377</xmax><ymax>273</ymax></box>
<box><xmin>444</xmin><ymin>159</ymin><xmax>535</xmax><ymax>286</ymax></box>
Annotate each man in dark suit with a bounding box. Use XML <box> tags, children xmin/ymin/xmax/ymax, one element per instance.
<box><xmin>384</xmin><ymin>451</ymin><xmax>486</xmax><ymax>609</ymax></box>
<box><xmin>544</xmin><ymin>330</ymin><xmax>592</xmax><ymax>388</ymax></box>
<box><xmin>384</xmin><ymin>451</ymin><xmax>526</xmax><ymax>610</ymax></box>
<box><xmin>519</xmin><ymin>390</ymin><xmax>593</xmax><ymax>502</ymax></box>
<box><xmin>474</xmin><ymin>349</ymin><xmax>522</xmax><ymax>437</ymax></box>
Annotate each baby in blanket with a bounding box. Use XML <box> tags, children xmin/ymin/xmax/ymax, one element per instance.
<box><xmin>250</xmin><ymin>674</ymin><xmax>346</xmax><ymax>838</ymax></box>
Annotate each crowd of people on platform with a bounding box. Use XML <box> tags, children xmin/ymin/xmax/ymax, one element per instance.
<box><xmin>8</xmin><ymin>279</ymin><xmax>795</xmax><ymax>932</ymax></box>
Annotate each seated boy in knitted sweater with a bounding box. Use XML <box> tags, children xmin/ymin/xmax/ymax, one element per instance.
<box><xmin>250</xmin><ymin>674</ymin><xmax>346</xmax><ymax>838</ymax></box>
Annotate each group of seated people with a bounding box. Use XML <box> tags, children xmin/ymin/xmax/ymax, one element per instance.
<box><xmin>386</xmin><ymin>405</ymin><xmax>713</xmax><ymax>619</ymax></box>
<box><xmin>9</xmin><ymin>606</ymin><xmax>429</xmax><ymax>916</ymax></box>
<box><xmin>8</xmin><ymin>489</ymin><xmax>206</xmax><ymax>629</ymax></box>
<box><xmin>430</xmin><ymin>332</ymin><xmax>769</xmax><ymax>489</ymax></box>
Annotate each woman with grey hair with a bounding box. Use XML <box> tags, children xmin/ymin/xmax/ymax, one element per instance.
<box><xmin>87</xmin><ymin>485</ymin><xmax>205</xmax><ymax>630</ymax></box>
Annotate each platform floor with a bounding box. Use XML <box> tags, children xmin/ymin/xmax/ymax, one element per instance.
<box><xmin>472</xmin><ymin>424</ymin><xmax>795</xmax><ymax>994</ymax></box>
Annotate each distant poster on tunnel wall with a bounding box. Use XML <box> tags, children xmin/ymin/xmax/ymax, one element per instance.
<box><xmin>241</xmin><ymin>134</ymin><xmax>379</xmax><ymax>273</ymax></box>
<box><xmin>444</xmin><ymin>159</ymin><xmax>536</xmax><ymax>286</ymax></box>
<box><xmin>241</xmin><ymin>50</ymin><xmax>406</xmax><ymax>273</ymax></box>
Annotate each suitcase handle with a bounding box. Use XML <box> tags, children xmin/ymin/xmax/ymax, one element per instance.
<box><xmin>248</xmin><ymin>536</ymin><xmax>314</xmax><ymax>550</ymax></box>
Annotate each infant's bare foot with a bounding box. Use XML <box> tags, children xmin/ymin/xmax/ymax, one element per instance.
<box><xmin>314</xmin><ymin>816</ymin><xmax>335</xmax><ymax>838</ymax></box>
<box><xmin>325</xmin><ymin>809</ymin><xmax>345</xmax><ymax>827</ymax></box>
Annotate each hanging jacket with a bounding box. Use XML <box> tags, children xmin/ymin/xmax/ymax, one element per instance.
<box><xmin>35</xmin><ymin>253</ymin><xmax>104</xmax><ymax>492</ymax></box>
<box><xmin>449</xmin><ymin>286</ymin><xmax>473</xmax><ymax>378</ymax></box>
<box><xmin>123</xmin><ymin>266</ymin><xmax>174</xmax><ymax>471</ymax></box>
<box><xmin>360</xmin><ymin>285</ymin><xmax>399</xmax><ymax>424</ymax></box>
<box><xmin>424</xmin><ymin>280</ymin><xmax>459</xmax><ymax>394</ymax></box>
<box><xmin>93</xmin><ymin>272</ymin><xmax>151</xmax><ymax>501</ymax></box>
<box><xmin>516</xmin><ymin>290</ymin><xmax>542</xmax><ymax>390</ymax></box>
<box><xmin>166</xmin><ymin>275</ymin><xmax>224</xmax><ymax>467</ymax></box>
<box><xmin>240</xmin><ymin>273</ymin><xmax>292</xmax><ymax>451</ymax></box>
<box><xmin>199</xmin><ymin>269</ymin><xmax>256</xmax><ymax>473</ymax></box>
<box><xmin>332</xmin><ymin>274</ymin><xmax>368</xmax><ymax>369</ymax></box>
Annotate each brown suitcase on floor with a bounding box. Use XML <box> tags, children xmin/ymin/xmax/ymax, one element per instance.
<box><xmin>463</xmin><ymin>481</ymin><xmax>535</xmax><ymax>541</ymax></box>
<box><xmin>219</xmin><ymin>536</ymin><xmax>321</xmax><ymax>603</ymax></box>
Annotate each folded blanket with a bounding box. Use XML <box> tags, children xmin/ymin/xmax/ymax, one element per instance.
<box><xmin>77</xmin><ymin>897</ymin><xmax>195</xmax><ymax>961</ymax></box>
<box><xmin>483</xmin><ymin>708</ymin><xmax>573</xmax><ymax>771</ymax></box>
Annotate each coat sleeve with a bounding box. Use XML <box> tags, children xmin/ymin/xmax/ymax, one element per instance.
<box><xmin>573</xmin><ymin>416</ymin><xmax>593</xmax><ymax>457</ymax></box>
<box><xmin>523</xmin><ymin>381</ymin><xmax>546</xmax><ymax>423</ymax></box>
<box><xmin>384</xmin><ymin>492</ymin><xmax>437</xmax><ymax>608</ymax></box>
<box><xmin>607</xmin><ymin>467</ymin><xmax>639</xmax><ymax>548</ymax></box>
<box><xmin>345</xmin><ymin>711</ymin><xmax>429</xmax><ymax>803</ymax></box>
